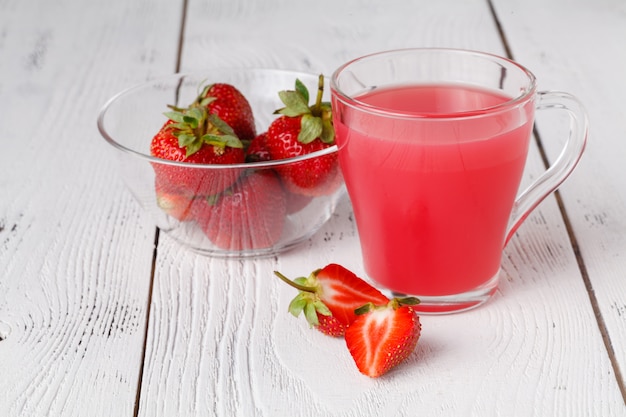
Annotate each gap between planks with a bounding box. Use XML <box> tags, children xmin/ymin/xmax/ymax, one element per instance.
<box><xmin>487</xmin><ymin>0</ymin><xmax>626</xmax><ymax>404</ymax></box>
<box><xmin>133</xmin><ymin>0</ymin><xmax>189</xmax><ymax>415</ymax></box>
<box><xmin>133</xmin><ymin>229</ymin><xmax>160</xmax><ymax>417</ymax></box>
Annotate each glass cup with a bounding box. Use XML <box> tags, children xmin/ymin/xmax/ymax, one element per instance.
<box><xmin>330</xmin><ymin>48</ymin><xmax>588</xmax><ymax>313</ymax></box>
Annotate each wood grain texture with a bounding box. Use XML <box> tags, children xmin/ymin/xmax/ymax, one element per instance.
<box><xmin>492</xmin><ymin>0</ymin><xmax>626</xmax><ymax>402</ymax></box>
<box><xmin>179</xmin><ymin>0</ymin><xmax>507</xmax><ymax>75</ymax></box>
<box><xmin>0</xmin><ymin>0</ymin><xmax>181</xmax><ymax>415</ymax></box>
<box><xmin>2</xmin><ymin>0</ymin><xmax>625</xmax><ymax>415</ymax></box>
<box><xmin>135</xmin><ymin>0</ymin><xmax>625</xmax><ymax>415</ymax></box>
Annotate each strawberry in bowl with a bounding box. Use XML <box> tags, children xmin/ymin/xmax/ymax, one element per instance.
<box><xmin>97</xmin><ymin>69</ymin><xmax>346</xmax><ymax>257</ymax></box>
<box><xmin>149</xmin><ymin>82</ymin><xmax>255</xmax><ymax>197</ymax></box>
<box><xmin>266</xmin><ymin>76</ymin><xmax>342</xmax><ymax>197</ymax></box>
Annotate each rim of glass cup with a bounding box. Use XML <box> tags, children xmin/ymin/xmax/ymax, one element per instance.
<box><xmin>96</xmin><ymin>69</ymin><xmax>339</xmax><ymax>170</ymax></box>
<box><xmin>330</xmin><ymin>47</ymin><xmax>538</xmax><ymax>120</ymax></box>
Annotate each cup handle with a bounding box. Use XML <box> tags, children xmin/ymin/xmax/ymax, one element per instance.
<box><xmin>504</xmin><ymin>91</ymin><xmax>589</xmax><ymax>246</ymax></box>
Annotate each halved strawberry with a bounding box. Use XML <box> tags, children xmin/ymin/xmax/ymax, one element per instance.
<box><xmin>274</xmin><ymin>264</ymin><xmax>389</xmax><ymax>337</ymax></box>
<box><xmin>345</xmin><ymin>297</ymin><xmax>421</xmax><ymax>378</ymax></box>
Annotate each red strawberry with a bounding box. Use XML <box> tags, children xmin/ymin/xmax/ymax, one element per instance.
<box><xmin>150</xmin><ymin>104</ymin><xmax>245</xmax><ymax>196</ymax></box>
<box><xmin>274</xmin><ymin>264</ymin><xmax>389</xmax><ymax>337</ymax></box>
<box><xmin>265</xmin><ymin>75</ymin><xmax>341</xmax><ymax>197</ymax></box>
<box><xmin>315</xmin><ymin>314</ymin><xmax>348</xmax><ymax>338</ymax></box>
<box><xmin>202</xmin><ymin>83</ymin><xmax>256</xmax><ymax>142</ymax></box>
<box><xmin>193</xmin><ymin>170</ymin><xmax>287</xmax><ymax>251</ymax></box>
<box><xmin>155</xmin><ymin>182</ymin><xmax>195</xmax><ymax>221</ymax></box>
<box><xmin>245</xmin><ymin>132</ymin><xmax>271</xmax><ymax>163</ymax></box>
<box><xmin>284</xmin><ymin>189</ymin><xmax>313</xmax><ymax>214</ymax></box>
<box><xmin>345</xmin><ymin>297</ymin><xmax>421</xmax><ymax>378</ymax></box>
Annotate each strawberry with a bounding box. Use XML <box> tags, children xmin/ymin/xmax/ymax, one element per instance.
<box><xmin>150</xmin><ymin>81</ymin><xmax>255</xmax><ymax>196</ymax></box>
<box><xmin>202</xmin><ymin>83</ymin><xmax>256</xmax><ymax>142</ymax></box>
<box><xmin>150</xmin><ymin>120</ymin><xmax>244</xmax><ymax>196</ymax></box>
<box><xmin>265</xmin><ymin>75</ymin><xmax>341</xmax><ymax>197</ymax></box>
<box><xmin>245</xmin><ymin>132</ymin><xmax>313</xmax><ymax>213</ymax></box>
<box><xmin>345</xmin><ymin>297</ymin><xmax>421</xmax><ymax>378</ymax></box>
<box><xmin>284</xmin><ymin>189</ymin><xmax>313</xmax><ymax>214</ymax></box>
<box><xmin>313</xmin><ymin>313</ymin><xmax>347</xmax><ymax>338</ymax></box>
<box><xmin>193</xmin><ymin>170</ymin><xmax>287</xmax><ymax>251</ymax></box>
<box><xmin>274</xmin><ymin>264</ymin><xmax>389</xmax><ymax>337</ymax></box>
<box><xmin>155</xmin><ymin>182</ymin><xmax>195</xmax><ymax>221</ymax></box>
<box><xmin>245</xmin><ymin>132</ymin><xmax>271</xmax><ymax>163</ymax></box>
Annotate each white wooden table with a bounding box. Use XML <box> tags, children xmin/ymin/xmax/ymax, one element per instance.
<box><xmin>1</xmin><ymin>0</ymin><xmax>625</xmax><ymax>415</ymax></box>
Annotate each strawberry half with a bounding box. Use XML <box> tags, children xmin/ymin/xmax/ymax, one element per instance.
<box><xmin>345</xmin><ymin>297</ymin><xmax>421</xmax><ymax>378</ymax></box>
<box><xmin>274</xmin><ymin>264</ymin><xmax>389</xmax><ymax>337</ymax></box>
<box><xmin>265</xmin><ymin>75</ymin><xmax>341</xmax><ymax>197</ymax></box>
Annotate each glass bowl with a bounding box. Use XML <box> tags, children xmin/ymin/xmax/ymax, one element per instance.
<box><xmin>97</xmin><ymin>69</ymin><xmax>345</xmax><ymax>257</ymax></box>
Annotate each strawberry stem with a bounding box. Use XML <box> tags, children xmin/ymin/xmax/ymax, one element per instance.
<box><xmin>355</xmin><ymin>297</ymin><xmax>421</xmax><ymax>315</ymax></box>
<box><xmin>274</xmin><ymin>271</ymin><xmax>317</xmax><ymax>293</ymax></box>
<box><xmin>311</xmin><ymin>74</ymin><xmax>324</xmax><ymax>116</ymax></box>
<box><xmin>354</xmin><ymin>302</ymin><xmax>375</xmax><ymax>316</ymax></box>
<box><xmin>396</xmin><ymin>297</ymin><xmax>421</xmax><ymax>306</ymax></box>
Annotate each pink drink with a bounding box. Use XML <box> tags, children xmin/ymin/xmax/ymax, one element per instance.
<box><xmin>333</xmin><ymin>84</ymin><xmax>534</xmax><ymax>297</ymax></box>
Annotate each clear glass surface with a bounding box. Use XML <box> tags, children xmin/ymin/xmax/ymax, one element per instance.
<box><xmin>331</xmin><ymin>48</ymin><xmax>588</xmax><ymax>313</ymax></box>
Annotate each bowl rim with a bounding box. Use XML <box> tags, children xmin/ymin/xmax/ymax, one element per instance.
<box><xmin>96</xmin><ymin>68</ymin><xmax>338</xmax><ymax>170</ymax></box>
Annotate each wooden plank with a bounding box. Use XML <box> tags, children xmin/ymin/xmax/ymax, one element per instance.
<box><xmin>492</xmin><ymin>0</ymin><xmax>626</xmax><ymax>403</ymax></box>
<box><xmin>136</xmin><ymin>0</ymin><xmax>624</xmax><ymax>415</ymax></box>
<box><xmin>0</xmin><ymin>0</ymin><xmax>182</xmax><ymax>415</ymax></box>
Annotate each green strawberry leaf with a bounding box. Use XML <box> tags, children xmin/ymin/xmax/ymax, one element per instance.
<box><xmin>313</xmin><ymin>300</ymin><xmax>332</xmax><ymax>317</ymax></box>
<box><xmin>201</xmin><ymin>134</ymin><xmax>224</xmax><ymax>144</ymax></box>
<box><xmin>187</xmin><ymin>107</ymin><xmax>205</xmax><ymax>122</ymax></box>
<box><xmin>304</xmin><ymin>302</ymin><xmax>319</xmax><ymax>326</ymax></box>
<box><xmin>277</xmin><ymin>90</ymin><xmax>310</xmax><ymax>117</ymax></box>
<box><xmin>320</xmin><ymin>118</ymin><xmax>335</xmax><ymax>144</ymax></box>
<box><xmin>298</xmin><ymin>114</ymin><xmax>323</xmax><ymax>144</ymax></box>
<box><xmin>200</xmin><ymin>96</ymin><xmax>217</xmax><ymax>107</ymax></box>
<box><xmin>288</xmin><ymin>294</ymin><xmax>308</xmax><ymax>318</ymax></box>
<box><xmin>177</xmin><ymin>133</ymin><xmax>197</xmax><ymax>148</ymax></box>
<box><xmin>208</xmin><ymin>113</ymin><xmax>236</xmax><ymax>136</ymax></box>
<box><xmin>164</xmin><ymin>111</ymin><xmax>185</xmax><ymax>123</ymax></box>
<box><xmin>196</xmin><ymin>82</ymin><xmax>212</xmax><ymax>100</ymax></box>
<box><xmin>295</xmin><ymin>78</ymin><xmax>309</xmax><ymax>103</ymax></box>
<box><xmin>201</xmin><ymin>134</ymin><xmax>244</xmax><ymax>149</ymax></box>
<box><xmin>182</xmin><ymin>115</ymin><xmax>199</xmax><ymax>129</ymax></box>
<box><xmin>220</xmin><ymin>134</ymin><xmax>244</xmax><ymax>149</ymax></box>
<box><xmin>396</xmin><ymin>296</ymin><xmax>421</xmax><ymax>306</ymax></box>
<box><xmin>170</xmin><ymin>122</ymin><xmax>189</xmax><ymax>131</ymax></box>
<box><xmin>184</xmin><ymin>139</ymin><xmax>203</xmax><ymax>157</ymax></box>
<box><xmin>354</xmin><ymin>302</ymin><xmax>375</xmax><ymax>316</ymax></box>
<box><xmin>294</xmin><ymin>277</ymin><xmax>309</xmax><ymax>286</ymax></box>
